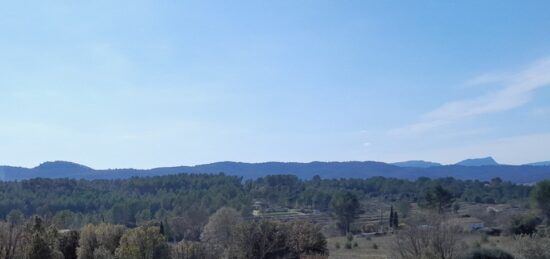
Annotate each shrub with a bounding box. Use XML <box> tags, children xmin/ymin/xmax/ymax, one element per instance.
<box><xmin>392</xmin><ymin>220</ymin><xmax>462</xmax><ymax>259</ymax></box>
<box><xmin>480</xmin><ymin>234</ymin><xmax>489</xmax><ymax>243</ymax></box>
<box><xmin>515</xmin><ymin>235</ymin><xmax>550</xmax><ymax>259</ymax></box>
<box><xmin>346</xmin><ymin>232</ymin><xmax>354</xmax><ymax>242</ymax></box>
<box><xmin>507</xmin><ymin>214</ymin><xmax>542</xmax><ymax>235</ymax></box>
<box><xmin>461</xmin><ymin>248</ymin><xmax>514</xmax><ymax>259</ymax></box>
<box><xmin>301</xmin><ymin>256</ymin><xmax>329</xmax><ymax>259</ymax></box>
<box><xmin>344</xmin><ymin>242</ymin><xmax>352</xmax><ymax>249</ymax></box>
<box><xmin>353</xmin><ymin>241</ymin><xmax>358</xmax><ymax>247</ymax></box>
<box><xmin>334</xmin><ymin>242</ymin><xmax>340</xmax><ymax>249</ymax></box>
<box><xmin>372</xmin><ymin>243</ymin><xmax>378</xmax><ymax>250</ymax></box>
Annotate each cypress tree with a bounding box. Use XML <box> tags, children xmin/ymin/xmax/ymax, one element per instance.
<box><xmin>393</xmin><ymin>212</ymin><xmax>399</xmax><ymax>228</ymax></box>
<box><xmin>389</xmin><ymin>206</ymin><xmax>394</xmax><ymax>228</ymax></box>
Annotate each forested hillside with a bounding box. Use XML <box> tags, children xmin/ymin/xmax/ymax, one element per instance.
<box><xmin>0</xmin><ymin>172</ymin><xmax>546</xmax><ymax>259</ymax></box>
<box><xmin>0</xmin><ymin>173</ymin><xmax>531</xmax><ymax>229</ymax></box>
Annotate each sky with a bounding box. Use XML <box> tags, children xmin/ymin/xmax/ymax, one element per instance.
<box><xmin>1</xmin><ymin>1</ymin><xmax>550</xmax><ymax>168</ymax></box>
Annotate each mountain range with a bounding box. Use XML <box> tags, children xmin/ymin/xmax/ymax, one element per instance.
<box><xmin>527</xmin><ymin>161</ymin><xmax>550</xmax><ymax>166</ymax></box>
<box><xmin>455</xmin><ymin>157</ymin><xmax>499</xmax><ymax>166</ymax></box>
<box><xmin>391</xmin><ymin>160</ymin><xmax>442</xmax><ymax>168</ymax></box>
<box><xmin>1</xmin><ymin>157</ymin><xmax>549</xmax><ymax>183</ymax></box>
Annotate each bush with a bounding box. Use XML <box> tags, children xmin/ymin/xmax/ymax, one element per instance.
<box><xmin>353</xmin><ymin>241</ymin><xmax>358</xmax><ymax>247</ymax></box>
<box><xmin>480</xmin><ymin>234</ymin><xmax>489</xmax><ymax>243</ymax></box>
<box><xmin>334</xmin><ymin>242</ymin><xmax>340</xmax><ymax>249</ymax></box>
<box><xmin>301</xmin><ymin>256</ymin><xmax>329</xmax><ymax>259</ymax></box>
<box><xmin>515</xmin><ymin>235</ymin><xmax>550</xmax><ymax>259</ymax></box>
<box><xmin>372</xmin><ymin>243</ymin><xmax>378</xmax><ymax>250</ymax></box>
<box><xmin>344</xmin><ymin>242</ymin><xmax>352</xmax><ymax>249</ymax></box>
<box><xmin>461</xmin><ymin>248</ymin><xmax>514</xmax><ymax>259</ymax></box>
<box><xmin>346</xmin><ymin>232</ymin><xmax>354</xmax><ymax>242</ymax></box>
<box><xmin>392</xmin><ymin>215</ymin><xmax>463</xmax><ymax>259</ymax></box>
<box><xmin>508</xmin><ymin>214</ymin><xmax>542</xmax><ymax>235</ymax></box>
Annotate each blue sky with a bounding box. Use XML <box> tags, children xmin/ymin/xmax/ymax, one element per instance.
<box><xmin>1</xmin><ymin>1</ymin><xmax>550</xmax><ymax>168</ymax></box>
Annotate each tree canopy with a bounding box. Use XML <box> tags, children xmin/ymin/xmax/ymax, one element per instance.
<box><xmin>531</xmin><ymin>180</ymin><xmax>550</xmax><ymax>223</ymax></box>
<box><xmin>330</xmin><ymin>192</ymin><xmax>361</xmax><ymax>233</ymax></box>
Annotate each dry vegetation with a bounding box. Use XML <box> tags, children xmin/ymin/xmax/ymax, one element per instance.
<box><xmin>328</xmin><ymin>235</ymin><xmax>393</xmax><ymax>259</ymax></box>
<box><xmin>324</xmin><ymin>199</ymin><xmax>546</xmax><ymax>259</ymax></box>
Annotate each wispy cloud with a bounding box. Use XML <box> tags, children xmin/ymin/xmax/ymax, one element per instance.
<box><xmin>391</xmin><ymin>57</ymin><xmax>550</xmax><ymax>136</ymax></box>
<box><xmin>462</xmin><ymin>73</ymin><xmax>509</xmax><ymax>87</ymax></box>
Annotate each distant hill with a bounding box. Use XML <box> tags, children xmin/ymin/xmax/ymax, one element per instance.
<box><xmin>456</xmin><ymin>157</ymin><xmax>499</xmax><ymax>166</ymax></box>
<box><xmin>526</xmin><ymin>161</ymin><xmax>550</xmax><ymax>166</ymax></box>
<box><xmin>35</xmin><ymin>161</ymin><xmax>93</xmax><ymax>174</ymax></box>
<box><xmin>2</xmin><ymin>159</ymin><xmax>550</xmax><ymax>183</ymax></box>
<box><xmin>392</xmin><ymin>160</ymin><xmax>442</xmax><ymax>168</ymax></box>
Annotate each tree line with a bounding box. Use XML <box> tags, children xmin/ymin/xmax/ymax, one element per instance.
<box><xmin>0</xmin><ymin>207</ymin><xmax>327</xmax><ymax>259</ymax></box>
<box><xmin>0</xmin><ymin>173</ymin><xmax>532</xmax><ymax>230</ymax></box>
<box><xmin>246</xmin><ymin>175</ymin><xmax>531</xmax><ymax>210</ymax></box>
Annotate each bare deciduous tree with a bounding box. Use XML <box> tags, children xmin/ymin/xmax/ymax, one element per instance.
<box><xmin>286</xmin><ymin>221</ymin><xmax>328</xmax><ymax>257</ymax></box>
<box><xmin>0</xmin><ymin>210</ymin><xmax>25</xmax><ymax>259</ymax></box>
<box><xmin>392</xmin><ymin>214</ymin><xmax>462</xmax><ymax>259</ymax></box>
<box><xmin>77</xmin><ymin>223</ymin><xmax>125</xmax><ymax>259</ymax></box>
<box><xmin>229</xmin><ymin>220</ymin><xmax>288</xmax><ymax>259</ymax></box>
<box><xmin>200</xmin><ymin>207</ymin><xmax>242</xmax><ymax>251</ymax></box>
<box><xmin>171</xmin><ymin>240</ymin><xmax>218</xmax><ymax>259</ymax></box>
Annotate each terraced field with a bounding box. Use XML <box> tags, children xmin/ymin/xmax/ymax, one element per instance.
<box><xmin>252</xmin><ymin>200</ymin><xmax>422</xmax><ymax>236</ymax></box>
<box><xmin>252</xmin><ymin>201</ymin><xmax>526</xmax><ymax>258</ymax></box>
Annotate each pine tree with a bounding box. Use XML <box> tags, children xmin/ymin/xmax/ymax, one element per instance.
<box><xmin>29</xmin><ymin>233</ymin><xmax>52</xmax><ymax>259</ymax></box>
<box><xmin>27</xmin><ymin>217</ymin><xmax>53</xmax><ymax>259</ymax></box>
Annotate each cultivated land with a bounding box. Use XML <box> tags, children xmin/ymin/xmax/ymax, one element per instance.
<box><xmin>256</xmin><ymin>200</ymin><xmax>530</xmax><ymax>258</ymax></box>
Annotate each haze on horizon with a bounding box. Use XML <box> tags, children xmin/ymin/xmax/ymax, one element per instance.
<box><xmin>1</xmin><ymin>1</ymin><xmax>550</xmax><ymax>169</ymax></box>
